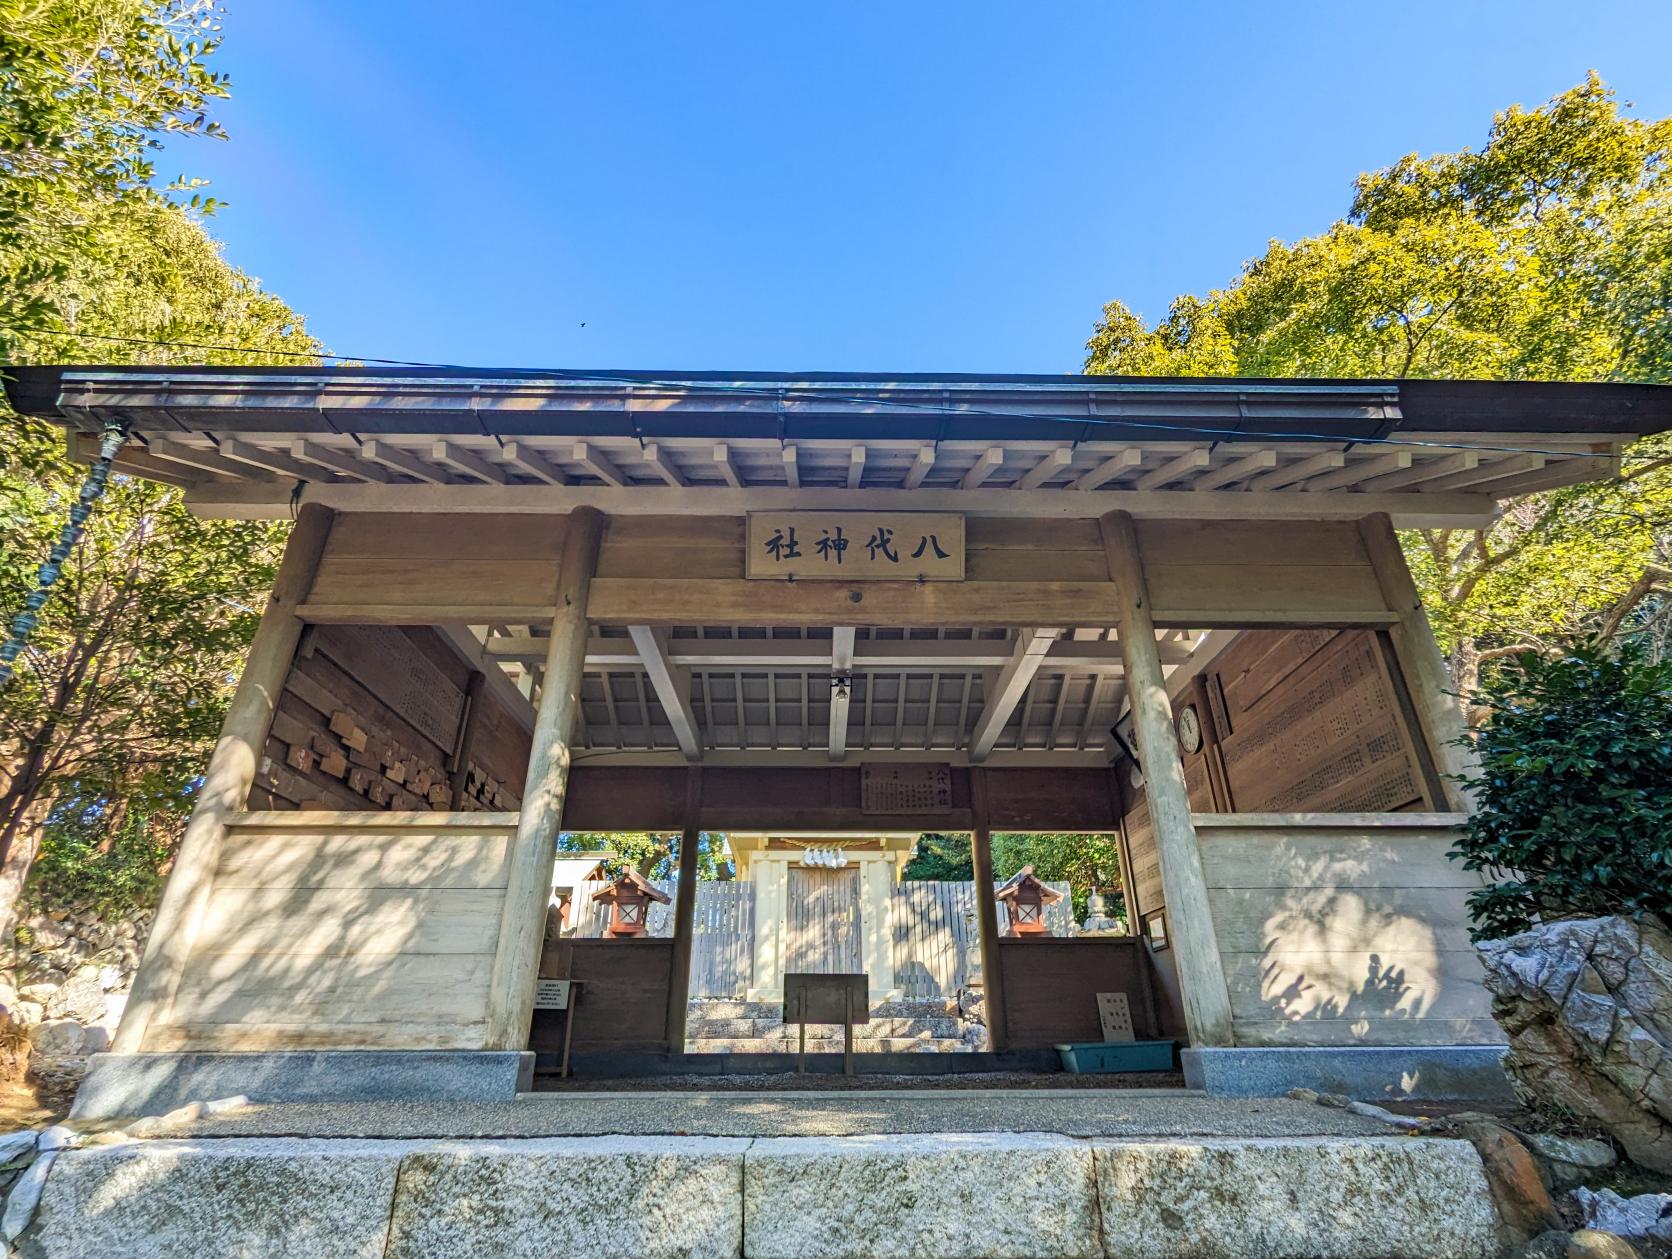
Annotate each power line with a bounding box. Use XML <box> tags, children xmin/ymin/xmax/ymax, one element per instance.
<box><xmin>1</xmin><ymin>323</ymin><xmax>1630</xmax><ymax>461</ymax></box>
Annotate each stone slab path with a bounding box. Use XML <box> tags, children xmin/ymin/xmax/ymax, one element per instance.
<box><xmin>146</xmin><ymin>1089</ymin><xmax>1400</xmax><ymax>1140</ymax></box>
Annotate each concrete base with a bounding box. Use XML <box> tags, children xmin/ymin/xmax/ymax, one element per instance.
<box><xmin>70</xmin><ymin>1050</ymin><xmax>535</xmax><ymax>1121</ymax></box>
<box><xmin>27</xmin><ymin>1133</ymin><xmax>1501</xmax><ymax>1259</ymax></box>
<box><xmin>1181</xmin><ymin>1044</ymin><xmax>1516</xmax><ymax>1103</ymax></box>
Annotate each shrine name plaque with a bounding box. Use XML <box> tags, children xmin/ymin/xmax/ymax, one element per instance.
<box><xmin>747</xmin><ymin>512</ymin><xmax>964</xmax><ymax>581</ymax></box>
<box><xmin>861</xmin><ymin>763</ymin><xmax>953</xmax><ymax>815</ymax></box>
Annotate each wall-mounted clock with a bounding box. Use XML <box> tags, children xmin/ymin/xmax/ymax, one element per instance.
<box><xmin>1177</xmin><ymin>704</ymin><xmax>1203</xmax><ymax>755</ymax></box>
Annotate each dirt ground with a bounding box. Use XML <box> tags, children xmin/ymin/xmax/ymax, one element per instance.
<box><xmin>0</xmin><ymin>1075</ymin><xmax>66</xmax><ymax>1130</ymax></box>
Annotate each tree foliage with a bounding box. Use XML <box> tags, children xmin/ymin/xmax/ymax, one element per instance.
<box><xmin>557</xmin><ymin>832</ymin><xmax>734</xmax><ymax>881</ymax></box>
<box><xmin>1</xmin><ymin>2</ymin><xmax>321</xmax><ymax>922</ymax></box>
<box><xmin>1085</xmin><ymin>76</ymin><xmax>1672</xmax><ymax>694</ymax></box>
<box><xmin>901</xmin><ymin>832</ymin><xmax>1125</xmax><ymax>923</ymax></box>
<box><xmin>1449</xmin><ymin>641</ymin><xmax>1672</xmax><ymax>940</ymax></box>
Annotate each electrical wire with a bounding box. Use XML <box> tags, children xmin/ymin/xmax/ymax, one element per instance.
<box><xmin>1</xmin><ymin>323</ymin><xmax>1637</xmax><ymax>462</ymax></box>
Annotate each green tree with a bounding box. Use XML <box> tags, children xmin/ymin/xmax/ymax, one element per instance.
<box><xmin>557</xmin><ymin>832</ymin><xmax>734</xmax><ymax>881</ymax></box>
<box><xmin>1</xmin><ymin>2</ymin><xmax>322</xmax><ymax>929</ymax></box>
<box><xmin>1085</xmin><ymin>76</ymin><xmax>1672</xmax><ymax>697</ymax></box>
<box><xmin>1449</xmin><ymin>640</ymin><xmax>1672</xmax><ymax>940</ymax></box>
<box><xmin>1</xmin><ymin>0</ymin><xmax>233</xmax><ymax>337</ymax></box>
<box><xmin>900</xmin><ymin>832</ymin><xmax>971</xmax><ymax>881</ymax></box>
<box><xmin>901</xmin><ymin>831</ymin><xmax>1125</xmax><ymax>923</ymax></box>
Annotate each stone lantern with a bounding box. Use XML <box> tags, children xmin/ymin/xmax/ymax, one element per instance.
<box><xmin>995</xmin><ymin>865</ymin><xmax>1064</xmax><ymax>937</ymax></box>
<box><xmin>592</xmin><ymin>869</ymin><xmax>671</xmax><ymax>938</ymax></box>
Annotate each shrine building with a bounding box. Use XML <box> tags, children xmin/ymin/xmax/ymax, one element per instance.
<box><xmin>6</xmin><ymin>365</ymin><xmax>1667</xmax><ymax>1113</ymax></box>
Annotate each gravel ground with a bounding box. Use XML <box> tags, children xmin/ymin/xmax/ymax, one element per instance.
<box><xmin>150</xmin><ymin>1091</ymin><xmax>1404</xmax><ymax>1140</ymax></box>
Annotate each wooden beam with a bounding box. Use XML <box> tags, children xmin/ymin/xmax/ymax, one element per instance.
<box><xmin>1134</xmin><ymin>448</ymin><xmax>1211</xmax><ymax>491</ymax></box>
<box><xmin>1189</xmin><ymin>449</ymin><xmax>1277</xmax><ymax>491</ymax></box>
<box><xmin>903</xmin><ymin>445</ymin><xmax>936</xmax><ymax>490</ymax></box>
<box><xmin>781</xmin><ymin>445</ymin><xmax>800</xmax><ymax>488</ymax></box>
<box><xmin>664</xmin><ymin>770</ymin><xmax>702</xmax><ymax>1051</ymax></box>
<box><xmin>847</xmin><ymin>445</ymin><xmax>867</xmax><ymax>490</ymax></box>
<box><xmin>145</xmin><ymin>437</ymin><xmax>273</xmax><ymax>481</ymax></box>
<box><xmin>484</xmin><ymin>506</ymin><xmax>605</xmax><ymax>1049</ymax></box>
<box><xmin>187</xmin><ymin>481</ymin><xmax>1502</xmax><ymax>528</ymax></box>
<box><xmin>628</xmin><ymin>625</ymin><xmax>701</xmax><ymax>761</ymax></box>
<box><xmin>961</xmin><ymin>447</ymin><xmax>1004</xmax><ymax>490</ymax></box>
<box><xmin>1245</xmin><ymin>449</ymin><xmax>1345</xmax><ymax>491</ymax></box>
<box><xmin>1071</xmin><ymin>448</ymin><xmax>1142</xmax><ymax>492</ymax></box>
<box><xmin>827</xmin><ymin>626</ymin><xmax>856</xmax><ymax>761</ymax></box>
<box><xmin>1017</xmin><ymin>448</ymin><xmax>1072</xmax><ymax>490</ymax></box>
<box><xmin>492</xmin><ymin>635</ymin><xmax>1172</xmax><ymax>669</ymax></box>
<box><xmin>499</xmin><ymin>442</ymin><xmax>570</xmax><ymax>485</ymax></box>
<box><xmin>1099</xmin><ymin>509</ymin><xmax>1234</xmax><ymax>1047</ymax></box>
<box><xmin>574</xmin><ymin>442</ymin><xmax>628</xmax><ymax>487</ymax></box>
<box><xmin>362</xmin><ymin>440</ymin><xmax>452</xmax><ymax>484</ymax></box>
<box><xmin>643</xmin><ymin>442</ymin><xmax>687</xmax><ymax>488</ymax></box>
<box><xmin>1358</xmin><ymin>513</ymin><xmax>1477</xmax><ymax>811</ymax></box>
<box><xmin>1302</xmin><ymin>451</ymin><xmax>1411</xmax><ymax>492</ymax></box>
<box><xmin>713</xmin><ymin>443</ymin><xmax>743</xmax><ymax>489</ymax></box>
<box><xmin>432</xmin><ymin>441</ymin><xmax>511</xmax><ymax>485</ymax></box>
<box><xmin>1357</xmin><ymin>451</ymin><xmax>1477</xmax><ymax>493</ymax></box>
<box><xmin>289</xmin><ymin>440</ymin><xmax>392</xmax><ymax>483</ymax></box>
<box><xmin>969</xmin><ymin>770</ymin><xmax>1008</xmax><ymax>1051</ymax></box>
<box><xmin>218</xmin><ymin>439</ymin><xmax>324</xmax><ymax>482</ymax></box>
<box><xmin>114</xmin><ymin>505</ymin><xmax>336</xmax><ymax>1053</ymax></box>
<box><xmin>968</xmin><ymin>627</ymin><xmax>1060</xmax><ymax>761</ymax></box>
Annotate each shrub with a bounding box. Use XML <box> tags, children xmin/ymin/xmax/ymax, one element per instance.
<box><xmin>1451</xmin><ymin>640</ymin><xmax>1672</xmax><ymax>940</ymax></box>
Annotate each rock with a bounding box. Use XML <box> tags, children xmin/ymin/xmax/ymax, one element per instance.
<box><xmin>1346</xmin><ymin>1100</ymin><xmax>1423</xmax><ymax>1130</ymax></box>
<box><xmin>36</xmin><ymin>1125</ymin><xmax>79</xmax><ymax>1153</ymax></box>
<box><xmin>28</xmin><ymin>1056</ymin><xmax>90</xmax><ymax>1092</ymax></box>
<box><xmin>1094</xmin><ymin>1136</ymin><xmax>1499</xmax><ymax>1259</ymax></box>
<box><xmin>1478</xmin><ymin>916</ymin><xmax>1672</xmax><ymax>1173</ymax></box>
<box><xmin>1523</xmin><ymin>1132</ymin><xmax>1618</xmax><ymax>1189</ymax></box>
<box><xmin>203</xmin><ymin>1095</ymin><xmax>250</xmax><ymax>1115</ymax></box>
<box><xmin>1286</xmin><ymin>1087</ymin><xmax>1322</xmax><ymax>1103</ymax></box>
<box><xmin>2</xmin><ymin>1149</ymin><xmax>55</xmax><ymax>1241</ymax></box>
<box><xmin>16</xmin><ymin>984</ymin><xmax>56</xmax><ymax>1005</ymax></box>
<box><xmin>12</xmin><ymin>1001</ymin><xmax>42</xmax><ymax>1027</ymax></box>
<box><xmin>0</xmin><ymin>1131</ymin><xmax>37</xmax><ymax>1165</ymax></box>
<box><xmin>24</xmin><ymin>918</ymin><xmax>68</xmax><ymax>949</ymax></box>
<box><xmin>746</xmin><ymin>1133</ymin><xmax>1096</xmax><ymax>1259</ymax></box>
<box><xmin>29</xmin><ymin>1138</ymin><xmax>410</xmax><ymax>1257</ymax></box>
<box><xmin>1567</xmin><ymin>1230</ymin><xmax>1641</xmax><ymax>1259</ymax></box>
<box><xmin>1460</xmin><ymin>1121</ymin><xmax>1564</xmax><ymax>1244</ymax></box>
<box><xmin>96</xmin><ymin>965</ymin><xmax>122</xmax><ymax>992</ymax></box>
<box><xmin>43</xmin><ymin>971</ymin><xmax>105</xmax><ymax>1023</ymax></box>
<box><xmin>27</xmin><ymin>1019</ymin><xmax>83</xmax><ymax>1056</ymax></box>
<box><xmin>1571</xmin><ymin>1189</ymin><xmax>1672</xmax><ymax>1245</ymax></box>
<box><xmin>79</xmin><ymin>1025</ymin><xmax>110</xmax><ymax>1054</ymax></box>
<box><xmin>391</xmin><ymin>1136</ymin><xmax>747</xmax><ymax>1259</ymax></box>
<box><xmin>1514</xmin><ymin>1230</ymin><xmax>1576</xmax><ymax>1259</ymax></box>
<box><xmin>1316</xmin><ymin>1091</ymin><xmax>1352</xmax><ymax>1108</ymax></box>
<box><xmin>1514</xmin><ymin>1231</ymin><xmax>1576</xmax><ymax>1259</ymax></box>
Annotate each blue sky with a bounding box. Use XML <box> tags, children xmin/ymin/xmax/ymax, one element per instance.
<box><xmin>174</xmin><ymin>2</ymin><xmax>1672</xmax><ymax>373</ymax></box>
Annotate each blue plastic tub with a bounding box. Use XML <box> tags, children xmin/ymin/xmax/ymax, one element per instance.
<box><xmin>1055</xmin><ymin>1040</ymin><xmax>1177</xmax><ymax>1073</ymax></box>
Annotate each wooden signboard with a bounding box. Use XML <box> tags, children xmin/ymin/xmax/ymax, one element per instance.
<box><xmin>860</xmin><ymin>763</ymin><xmax>953</xmax><ymax>814</ymax></box>
<box><xmin>1098</xmin><ymin>991</ymin><xmax>1136</xmax><ymax>1043</ymax></box>
<box><xmin>746</xmin><ymin>512</ymin><xmax>965</xmax><ymax>581</ymax></box>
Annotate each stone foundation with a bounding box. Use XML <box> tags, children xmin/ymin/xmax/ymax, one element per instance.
<box><xmin>1181</xmin><ymin>1044</ymin><xmax>1517</xmax><ymax>1103</ymax></box>
<box><xmin>23</xmin><ymin>1133</ymin><xmax>1503</xmax><ymax>1259</ymax></box>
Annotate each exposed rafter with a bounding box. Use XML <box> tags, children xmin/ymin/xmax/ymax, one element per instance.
<box><xmin>498</xmin><ymin>442</ymin><xmax>569</xmax><ymax>485</ymax></box>
<box><xmin>627</xmin><ymin>625</ymin><xmax>701</xmax><ymax>761</ymax></box>
<box><xmin>145</xmin><ymin>437</ymin><xmax>270</xmax><ymax>481</ymax></box>
<box><xmin>432</xmin><ymin>442</ymin><xmax>510</xmax><ymax>485</ymax></box>
<box><xmin>1135</xmin><ymin>448</ymin><xmax>1211</xmax><ymax>491</ymax></box>
<box><xmin>847</xmin><ymin>445</ymin><xmax>867</xmax><ymax>490</ymax></box>
<box><xmin>1190</xmin><ymin>449</ymin><xmax>1277</xmax><ymax>492</ymax></box>
<box><xmin>290</xmin><ymin>440</ymin><xmax>392</xmax><ymax>483</ymax></box>
<box><xmin>1017</xmin><ymin>448</ymin><xmax>1072</xmax><ymax>490</ymax></box>
<box><xmin>903</xmin><ymin>445</ymin><xmax>937</xmax><ymax>489</ymax></box>
<box><xmin>1071</xmin><ymin>449</ymin><xmax>1142</xmax><ymax>491</ymax></box>
<box><xmin>644</xmin><ymin>442</ymin><xmax>688</xmax><ymax>488</ymax></box>
<box><xmin>217</xmin><ymin>438</ymin><xmax>321</xmax><ymax>482</ymax></box>
<box><xmin>1303</xmin><ymin>451</ymin><xmax>1411</xmax><ymax>492</ymax></box>
<box><xmin>574</xmin><ymin>442</ymin><xmax>628</xmax><ymax>487</ymax></box>
<box><xmin>968</xmin><ymin>627</ymin><xmax>1062</xmax><ymax>761</ymax></box>
<box><xmin>961</xmin><ymin>447</ymin><xmax>1004</xmax><ymax>490</ymax></box>
<box><xmin>1245</xmin><ymin>449</ymin><xmax>1346</xmax><ymax>491</ymax></box>
<box><xmin>712</xmin><ymin>443</ymin><xmax>743</xmax><ymax>489</ymax></box>
<box><xmin>781</xmin><ymin>445</ymin><xmax>800</xmax><ymax>488</ymax></box>
<box><xmin>363</xmin><ymin>440</ymin><xmax>452</xmax><ymax>484</ymax></box>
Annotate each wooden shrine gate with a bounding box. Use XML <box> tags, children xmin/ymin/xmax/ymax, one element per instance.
<box><xmin>785</xmin><ymin>867</ymin><xmax>863</xmax><ymax>975</ymax></box>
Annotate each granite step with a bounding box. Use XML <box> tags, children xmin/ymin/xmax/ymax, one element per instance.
<box><xmin>684</xmin><ymin>1036</ymin><xmax>973</xmax><ymax>1054</ymax></box>
<box><xmin>686</xmin><ymin>1016</ymin><xmax>963</xmax><ymax>1040</ymax></box>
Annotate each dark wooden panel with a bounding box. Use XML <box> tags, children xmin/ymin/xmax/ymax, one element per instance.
<box><xmin>995</xmin><ymin>938</ymin><xmax>1154</xmax><ymax>1050</ymax></box>
<box><xmin>983</xmin><ymin>768</ymin><xmax>1120</xmax><ymax>829</ymax></box>
<box><xmin>532</xmin><ymin>938</ymin><xmax>673</xmax><ymax>1053</ymax></box>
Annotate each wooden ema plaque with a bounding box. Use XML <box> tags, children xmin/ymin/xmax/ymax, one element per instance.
<box><xmin>1098</xmin><ymin>992</ymin><xmax>1136</xmax><ymax>1043</ymax></box>
<box><xmin>746</xmin><ymin>512</ymin><xmax>964</xmax><ymax>581</ymax></box>
<box><xmin>860</xmin><ymin>763</ymin><xmax>953</xmax><ymax>815</ymax></box>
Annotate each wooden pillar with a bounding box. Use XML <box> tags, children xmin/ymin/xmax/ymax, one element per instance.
<box><xmin>1191</xmin><ymin>673</ymin><xmax>1234</xmax><ymax>812</ymax></box>
<box><xmin>664</xmin><ymin>769</ymin><xmax>702</xmax><ymax>1051</ymax></box>
<box><xmin>484</xmin><ymin>506</ymin><xmax>605</xmax><ymax>1050</ymax></box>
<box><xmin>1358</xmin><ymin>513</ymin><xmax>1478</xmax><ymax>810</ymax></box>
<box><xmin>968</xmin><ymin>769</ymin><xmax>1009</xmax><ymax>1052</ymax></box>
<box><xmin>113</xmin><ymin>504</ymin><xmax>336</xmax><ymax>1053</ymax></box>
<box><xmin>1099</xmin><ymin>511</ymin><xmax>1235</xmax><ymax>1048</ymax></box>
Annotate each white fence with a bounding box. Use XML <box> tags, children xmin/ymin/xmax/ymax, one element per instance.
<box><xmin>566</xmin><ymin>877</ymin><xmax>1072</xmax><ymax>999</ymax></box>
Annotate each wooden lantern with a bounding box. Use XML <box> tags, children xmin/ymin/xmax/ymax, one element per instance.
<box><xmin>591</xmin><ymin>869</ymin><xmax>671</xmax><ymax>938</ymax></box>
<box><xmin>994</xmin><ymin>865</ymin><xmax>1064</xmax><ymax>937</ymax></box>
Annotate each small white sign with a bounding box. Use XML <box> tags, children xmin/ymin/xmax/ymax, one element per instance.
<box><xmin>1097</xmin><ymin>992</ymin><xmax>1135</xmax><ymax>1043</ymax></box>
<box><xmin>533</xmin><ymin>979</ymin><xmax>572</xmax><ymax>1011</ymax></box>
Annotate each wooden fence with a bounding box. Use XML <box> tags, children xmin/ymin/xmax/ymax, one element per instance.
<box><xmin>565</xmin><ymin>877</ymin><xmax>1071</xmax><ymax>999</ymax></box>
